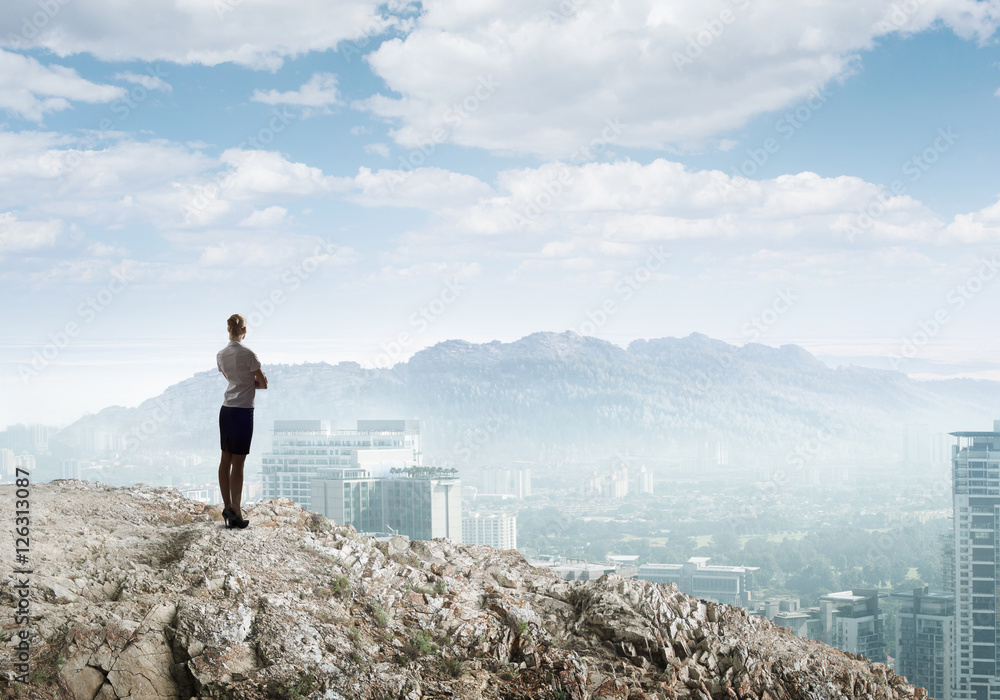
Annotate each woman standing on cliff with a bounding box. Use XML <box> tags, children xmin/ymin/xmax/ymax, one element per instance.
<box><xmin>216</xmin><ymin>313</ymin><xmax>268</xmax><ymax>529</ymax></box>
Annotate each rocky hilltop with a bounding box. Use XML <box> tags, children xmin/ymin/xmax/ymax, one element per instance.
<box><xmin>2</xmin><ymin>481</ymin><xmax>926</xmax><ymax>700</ymax></box>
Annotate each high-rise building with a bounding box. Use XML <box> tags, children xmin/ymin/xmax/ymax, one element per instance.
<box><xmin>753</xmin><ymin>589</ymin><xmax>886</xmax><ymax>663</ymax></box>
<box><xmin>607</xmin><ymin>467</ymin><xmax>629</xmax><ymax>499</ymax></box>
<box><xmin>818</xmin><ymin>590</ymin><xmax>886</xmax><ymax>664</ymax></box>
<box><xmin>262</xmin><ymin>419</ymin><xmax>420</xmax><ymax>512</ymax></box>
<box><xmin>579</xmin><ymin>470</ymin><xmax>603</xmax><ymax>497</ymax></box>
<box><xmin>59</xmin><ymin>459</ymin><xmax>82</xmax><ymax>480</ymax></box>
<box><xmin>483</xmin><ymin>466</ymin><xmax>531</xmax><ymax>498</ymax></box>
<box><xmin>633</xmin><ymin>464</ymin><xmax>654</xmax><ymax>495</ymax></box>
<box><xmin>949</xmin><ymin>423</ymin><xmax>1000</xmax><ymax>700</ymax></box>
<box><xmin>892</xmin><ymin>587</ymin><xmax>955</xmax><ymax>700</ymax></box>
<box><xmin>1</xmin><ymin>424</ymin><xmax>57</xmax><ymax>454</ymax></box>
<box><xmin>0</xmin><ymin>448</ymin><xmax>14</xmax><ymax>479</ymax></box>
<box><xmin>463</xmin><ymin>512</ymin><xmax>517</xmax><ymax>550</ymax></box>
<box><xmin>310</xmin><ymin>467</ymin><xmax>460</xmax><ymax>541</ymax></box>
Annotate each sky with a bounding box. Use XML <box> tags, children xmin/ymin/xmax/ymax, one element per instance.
<box><xmin>3</xmin><ymin>0</ymin><xmax>1000</xmax><ymax>427</ymax></box>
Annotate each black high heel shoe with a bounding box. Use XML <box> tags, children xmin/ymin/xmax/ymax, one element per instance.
<box><xmin>231</xmin><ymin>513</ymin><xmax>250</xmax><ymax>529</ymax></box>
<box><xmin>222</xmin><ymin>507</ymin><xmax>235</xmax><ymax>528</ymax></box>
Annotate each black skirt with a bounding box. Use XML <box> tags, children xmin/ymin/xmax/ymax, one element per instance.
<box><xmin>219</xmin><ymin>405</ymin><xmax>254</xmax><ymax>455</ymax></box>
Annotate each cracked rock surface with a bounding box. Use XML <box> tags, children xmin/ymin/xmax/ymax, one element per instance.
<box><xmin>1</xmin><ymin>481</ymin><xmax>927</xmax><ymax>699</ymax></box>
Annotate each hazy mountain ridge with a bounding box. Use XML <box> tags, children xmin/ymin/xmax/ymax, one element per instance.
<box><xmin>51</xmin><ymin>331</ymin><xmax>1000</xmax><ymax>462</ymax></box>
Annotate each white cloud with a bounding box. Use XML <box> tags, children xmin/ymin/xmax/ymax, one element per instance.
<box><xmin>345</xmin><ymin>166</ymin><xmax>494</xmax><ymax>210</ymax></box>
<box><xmin>371</xmin><ymin>261</ymin><xmax>482</xmax><ymax>282</ymax></box>
<box><xmin>360</xmin><ymin>0</ymin><xmax>1000</xmax><ymax>155</ymax></box>
<box><xmin>216</xmin><ymin>149</ymin><xmax>345</xmax><ymax>198</ymax></box>
<box><xmin>945</xmin><ymin>199</ymin><xmax>1000</xmax><ymax>242</ymax></box>
<box><xmin>364</xmin><ymin>142</ymin><xmax>391</xmax><ymax>157</ymax></box>
<box><xmin>0</xmin><ymin>134</ymin><xmax>214</xmax><ymax>229</ymax></box>
<box><xmin>0</xmin><ymin>0</ymin><xmax>400</xmax><ymax>70</ymax></box>
<box><xmin>170</xmin><ymin>149</ymin><xmax>350</xmax><ymax>228</ymax></box>
<box><xmin>361</xmin><ymin>158</ymin><xmax>967</xmax><ymax>270</ymax></box>
<box><xmin>0</xmin><ymin>50</ymin><xmax>125</xmax><ymax>121</ymax></box>
<box><xmin>239</xmin><ymin>205</ymin><xmax>288</xmax><ymax>227</ymax></box>
<box><xmin>250</xmin><ymin>73</ymin><xmax>340</xmax><ymax>115</ymax></box>
<box><xmin>165</xmin><ymin>230</ymin><xmax>360</xmax><ymax>271</ymax></box>
<box><xmin>0</xmin><ymin>212</ymin><xmax>60</xmax><ymax>251</ymax></box>
<box><xmin>0</xmin><ymin>130</ymin><xmax>356</xmax><ymax>235</ymax></box>
<box><xmin>114</xmin><ymin>71</ymin><xmax>173</xmax><ymax>93</ymax></box>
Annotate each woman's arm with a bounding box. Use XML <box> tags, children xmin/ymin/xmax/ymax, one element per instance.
<box><xmin>253</xmin><ymin>368</ymin><xmax>268</xmax><ymax>389</ymax></box>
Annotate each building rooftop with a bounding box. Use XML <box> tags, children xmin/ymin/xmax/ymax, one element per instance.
<box><xmin>890</xmin><ymin>588</ymin><xmax>954</xmax><ymax>601</ymax></box>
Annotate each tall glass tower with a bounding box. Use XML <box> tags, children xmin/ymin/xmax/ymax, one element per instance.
<box><xmin>950</xmin><ymin>422</ymin><xmax>1000</xmax><ymax>700</ymax></box>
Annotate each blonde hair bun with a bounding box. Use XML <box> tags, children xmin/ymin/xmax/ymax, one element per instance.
<box><xmin>227</xmin><ymin>314</ymin><xmax>246</xmax><ymax>340</ymax></box>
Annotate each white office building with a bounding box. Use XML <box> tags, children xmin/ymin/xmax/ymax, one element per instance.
<box><xmin>311</xmin><ymin>466</ymin><xmax>460</xmax><ymax>542</ymax></box>
<box><xmin>463</xmin><ymin>512</ymin><xmax>517</xmax><ymax>550</ymax></box>
<box><xmin>262</xmin><ymin>419</ymin><xmax>420</xmax><ymax>512</ymax></box>
<box><xmin>819</xmin><ymin>590</ymin><xmax>886</xmax><ymax>664</ymax></box>
<box><xmin>638</xmin><ymin>557</ymin><xmax>757</xmax><ymax>607</ymax></box>
<box><xmin>483</xmin><ymin>466</ymin><xmax>531</xmax><ymax>499</ymax></box>
<box><xmin>633</xmin><ymin>465</ymin><xmax>654</xmax><ymax>495</ymax></box>
<box><xmin>0</xmin><ymin>448</ymin><xmax>14</xmax><ymax>479</ymax></box>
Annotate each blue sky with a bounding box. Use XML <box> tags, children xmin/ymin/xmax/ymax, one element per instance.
<box><xmin>2</xmin><ymin>0</ymin><xmax>1000</xmax><ymax>426</ymax></box>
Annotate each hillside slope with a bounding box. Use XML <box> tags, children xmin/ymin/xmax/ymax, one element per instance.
<box><xmin>0</xmin><ymin>481</ymin><xmax>926</xmax><ymax>699</ymax></box>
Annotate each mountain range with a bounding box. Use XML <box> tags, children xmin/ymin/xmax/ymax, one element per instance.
<box><xmin>50</xmin><ymin>331</ymin><xmax>1000</xmax><ymax>466</ymax></box>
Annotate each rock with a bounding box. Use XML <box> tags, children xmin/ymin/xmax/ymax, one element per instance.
<box><xmin>0</xmin><ymin>481</ymin><xmax>925</xmax><ymax>700</ymax></box>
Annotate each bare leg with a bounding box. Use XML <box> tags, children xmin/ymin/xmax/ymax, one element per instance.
<box><xmin>230</xmin><ymin>454</ymin><xmax>247</xmax><ymax>519</ymax></box>
<box><xmin>219</xmin><ymin>451</ymin><xmax>233</xmax><ymax>511</ymax></box>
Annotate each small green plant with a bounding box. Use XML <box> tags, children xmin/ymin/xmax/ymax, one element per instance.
<box><xmin>350</xmin><ymin>626</ymin><xmax>361</xmax><ymax>642</ymax></box>
<box><xmin>517</xmin><ymin>620</ymin><xmax>529</xmax><ymax>636</ymax></box>
<box><xmin>309</xmin><ymin>512</ymin><xmax>332</xmax><ymax>533</ymax></box>
<box><xmin>330</xmin><ymin>575</ymin><xmax>350</xmax><ymax>597</ymax></box>
<box><xmin>264</xmin><ymin>671</ymin><xmax>318</xmax><ymax>700</ymax></box>
<box><xmin>499</xmin><ymin>663</ymin><xmax>519</xmax><ymax>682</ymax></box>
<box><xmin>28</xmin><ymin>653</ymin><xmax>66</xmax><ymax>684</ymax></box>
<box><xmin>440</xmin><ymin>658</ymin><xmax>464</xmax><ymax>678</ymax></box>
<box><xmin>370</xmin><ymin>603</ymin><xmax>389</xmax><ymax>628</ymax></box>
<box><xmin>408</xmin><ymin>630</ymin><xmax>436</xmax><ymax>657</ymax></box>
<box><xmin>433</xmin><ymin>579</ymin><xmax>448</xmax><ymax>595</ymax></box>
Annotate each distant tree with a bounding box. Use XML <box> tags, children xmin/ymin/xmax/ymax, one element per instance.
<box><xmin>713</xmin><ymin>530</ymin><xmax>741</xmax><ymax>558</ymax></box>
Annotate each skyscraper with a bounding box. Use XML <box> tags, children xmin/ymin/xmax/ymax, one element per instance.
<box><xmin>463</xmin><ymin>512</ymin><xmax>517</xmax><ymax>549</ymax></box>
<box><xmin>311</xmin><ymin>467</ymin><xmax>461</xmax><ymax>541</ymax></box>
<box><xmin>262</xmin><ymin>419</ymin><xmax>421</xmax><ymax>512</ymax></box>
<box><xmin>892</xmin><ymin>587</ymin><xmax>955</xmax><ymax>700</ymax></box>
<box><xmin>949</xmin><ymin>422</ymin><xmax>1000</xmax><ymax>700</ymax></box>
